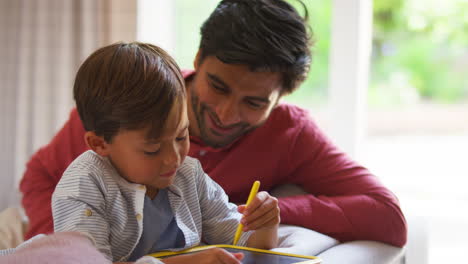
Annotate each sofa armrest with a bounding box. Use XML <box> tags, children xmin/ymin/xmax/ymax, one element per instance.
<box><xmin>0</xmin><ymin>207</ymin><xmax>27</xmax><ymax>250</ymax></box>
<box><xmin>269</xmin><ymin>184</ymin><xmax>412</xmax><ymax>264</ymax></box>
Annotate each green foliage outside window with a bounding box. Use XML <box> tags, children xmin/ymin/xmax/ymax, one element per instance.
<box><xmin>372</xmin><ymin>0</ymin><xmax>468</xmax><ymax>105</ymax></box>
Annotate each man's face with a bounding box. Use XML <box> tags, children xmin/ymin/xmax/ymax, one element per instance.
<box><xmin>187</xmin><ymin>55</ymin><xmax>283</xmax><ymax>148</ymax></box>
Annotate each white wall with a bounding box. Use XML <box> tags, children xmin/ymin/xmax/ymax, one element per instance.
<box><xmin>137</xmin><ymin>0</ymin><xmax>176</xmax><ymax>55</ymax></box>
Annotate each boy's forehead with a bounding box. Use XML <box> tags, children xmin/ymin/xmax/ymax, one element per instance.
<box><xmin>162</xmin><ymin>118</ymin><xmax>188</xmax><ymax>138</ymax></box>
<box><xmin>166</xmin><ymin>100</ymin><xmax>188</xmax><ymax>130</ymax></box>
<box><xmin>144</xmin><ymin>103</ymin><xmax>188</xmax><ymax>143</ymax></box>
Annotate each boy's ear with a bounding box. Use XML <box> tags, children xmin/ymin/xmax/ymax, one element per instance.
<box><xmin>84</xmin><ymin>131</ymin><xmax>110</xmax><ymax>156</ymax></box>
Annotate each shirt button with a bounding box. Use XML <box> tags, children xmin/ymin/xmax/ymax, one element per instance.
<box><xmin>136</xmin><ymin>213</ymin><xmax>142</xmax><ymax>221</ymax></box>
<box><xmin>84</xmin><ymin>209</ymin><xmax>92</xmax><ymax>217</ymax></box>
<box><xmin>199</xmin><ymin>150</ymin><xmax>206</xmax><ymax>156</ymax></box>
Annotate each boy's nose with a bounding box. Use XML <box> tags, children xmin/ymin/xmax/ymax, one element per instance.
<box><xmin>163</xmin><ymin>143</ymin><xmax>181</xmax><ymax>167</ymax></box>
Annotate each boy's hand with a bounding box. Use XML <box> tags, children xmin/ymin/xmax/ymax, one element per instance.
<box><xmin>238</xmin><ymin>191</ymin><xmax>280</xmax><ymax>231</ymax></box>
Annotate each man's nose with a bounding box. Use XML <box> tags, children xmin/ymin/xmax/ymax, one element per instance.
<box><xmin>216</xmin><ymin>98</ymin><xmax>241</xmax><ymax>126</ymax></box>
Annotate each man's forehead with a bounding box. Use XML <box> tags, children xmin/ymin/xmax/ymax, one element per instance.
<box><xmin>207</xmin><ymin>57</ymin><xmax>281</xmax><ymax>78</ymax></box>
<box><xmin>206</xmin><ymin>69</ymin><xmax>283</xmax><ymax>97</ymax></box>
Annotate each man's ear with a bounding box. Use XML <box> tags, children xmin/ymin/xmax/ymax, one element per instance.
<box><xmin>84</xmin><ymin>131</ymin><xmax>110</xmax><ymax>156</ymax></box>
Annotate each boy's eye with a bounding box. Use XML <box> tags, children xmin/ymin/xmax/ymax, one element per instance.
<box><xmin>176</xmin><ymin>136</ymin><xmax>187</xmax><ymax>142</ymax></box>
<box><xmin>144</xmin><ymin>150</ymin><xmax>160</xmax><ymax>156</ymax></box>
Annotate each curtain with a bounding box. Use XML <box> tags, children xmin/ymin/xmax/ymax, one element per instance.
<box><xmin>0</xmin><ymin>0</ymin><xmax>136</xmax><ymax>210</ymax></box>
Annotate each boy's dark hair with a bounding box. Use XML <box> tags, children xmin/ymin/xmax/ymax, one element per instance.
<box><xmin>199</xmin><ymin>0</ymin><xmax>312</xmax><ymax>94</ymax></box>
<box><xmin>74</xmin><ymin>42</ymin><xmax>186</xmax><ymax>142</ymax></box>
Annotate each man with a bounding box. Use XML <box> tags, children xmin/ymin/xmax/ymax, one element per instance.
<box><xmin>20</xmin><ymin>0</ymin><xmax>407</xmax><ymax>261</ymax></box>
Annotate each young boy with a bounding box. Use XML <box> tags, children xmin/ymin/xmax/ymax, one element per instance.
<box><xmin>51</xmin><ymin>42</ymin><xmax>280</xmax><ymax>264</ymax></box>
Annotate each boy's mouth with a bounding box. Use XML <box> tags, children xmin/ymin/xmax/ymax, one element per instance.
<box><xmin>160</xmin><ymin>169</ymin><xmax>176</xmax><ymax>178</ymax></box>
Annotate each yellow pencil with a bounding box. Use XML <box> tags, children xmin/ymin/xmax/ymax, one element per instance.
<box><xmin>232</xmin><ymin>180</ymin><xmax>260</xmax><ymax>245</ymax></box>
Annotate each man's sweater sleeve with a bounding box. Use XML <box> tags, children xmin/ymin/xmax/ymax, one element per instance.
<box><xmin>278</xmin><ymin>120</ymin><xmax>407</xmax><ymax>247</ymax></box>
<box><xmin>19</xmin><ymin>108</ymin><xmax>88</xmax><ymax>239</ymax></box>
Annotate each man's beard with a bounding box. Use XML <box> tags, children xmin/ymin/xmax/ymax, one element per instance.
<box><xmin>191</xmin><ymin>92</ymin><xmax>256</xmax><ymax>148</ymax></box>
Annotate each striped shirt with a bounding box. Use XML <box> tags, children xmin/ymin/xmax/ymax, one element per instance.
<box><xmin>52</xmin><ymin>150</ymin><xmax>251</xmax><ymax>262</ymax></box>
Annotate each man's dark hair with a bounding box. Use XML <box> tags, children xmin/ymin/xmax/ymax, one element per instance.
<box><xmin>199</xmin><ymin>0</ymin><xmax>313</xmax><ymax>94</ymax></box>
<box><xmin>74</xmin><ymin>42</ymin><xmax>186</xmax><ymax>143</ymax></box>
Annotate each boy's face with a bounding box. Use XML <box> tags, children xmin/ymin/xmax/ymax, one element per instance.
<box><xmin>188</xmin><ymin>55</ymin><xmax>283</xmax><ymax>148</ymax></box>
<box><xmin>104</xmin><ymin>104</ymin><xmax>190</xmax><ymax>191</ymax></box>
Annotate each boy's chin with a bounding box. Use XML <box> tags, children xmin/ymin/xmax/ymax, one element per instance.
<box><xmin>156</xmin><ymin>177</ymin><xmax>175</xmax><ymax>188</ymax></box>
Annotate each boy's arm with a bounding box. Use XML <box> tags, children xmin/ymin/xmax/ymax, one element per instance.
<box><xmin>194</xmin><ymin>161</ymin><xmax>253</xmax><ymax>247</ymax></box>
<box><xmin>278</xmin><ymin>120</ymin><xmax>407</xmax><ymax>247</ymax></box>
<box><xmin>19</xmin><ymin>108</ymin><xmax>88</xmax><ymax>239</ymax></box>
<box><xmin>52</xmin><ymin>171</ymin><xmax>112</xmax><ymax>260</ymax></box>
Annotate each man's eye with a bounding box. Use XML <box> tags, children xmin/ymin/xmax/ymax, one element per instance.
<box><xmin>176</xmin><ymin>136</ymin><xmax>187</xmax><ymax>142</ymax></box>
<box><xmin>212</xmin><ymin>83</ymin><xmax>227</xmax><ymax>93</ymax></box>
<box><xmin>246</xmin><ymin>100</ymin><xmax>263</xmax><ymax>109</ymax></box>
<box><xmin>144</xmin><ymin>150</ymin><xmax>160</xmax><ymax>156</ymax></box>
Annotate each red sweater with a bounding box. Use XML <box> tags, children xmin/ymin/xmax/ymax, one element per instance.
<box><xmin>20</xmin><ymin>72</ymin><xmax>407</xmax><ymax>247</ymax></box>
